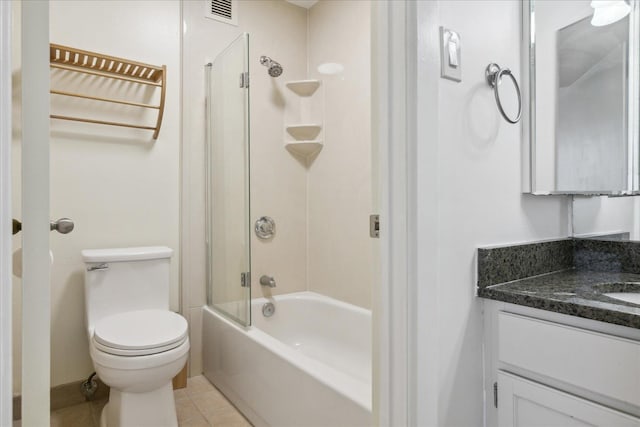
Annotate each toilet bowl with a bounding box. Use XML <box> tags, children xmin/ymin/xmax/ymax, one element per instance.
<box><xmin>90</xmin><ymin>310</ymin><xmax>189</xmax><ymax>426</ymax></box>
<box><xmin>82</xmin><ymin>247</ymin><xmax>189</xmax><ymax>427</ymax></box>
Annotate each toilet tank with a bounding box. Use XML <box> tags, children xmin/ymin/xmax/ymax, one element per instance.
<box><xmin>82</xmin><ymin>246</ymin><xmax>173</xmax><ymax>336</ymax></box>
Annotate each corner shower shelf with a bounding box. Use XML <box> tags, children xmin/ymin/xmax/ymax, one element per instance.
<box><xmin>285</xmin><ymin>79</ymin><xmax>322</xmax><ymax>165</ymax></box>
<box><xmin>285</xmin><ymin>141</ymin><xmax>323</xmax><ymax>157</ymax></box>
<box><xmin>286</xmin><ymin>80</ymin><xmax>321</xmax><ymax>96</ymax></box>
<box><xmin>49</xmin><ymin>43</ymin><xmax>167</xmax><ymax>139</ymax></box>
<box><xmin>286</xmin><ymin>124</ymin><xmax>322</xmax><ymax>141</ymax></box>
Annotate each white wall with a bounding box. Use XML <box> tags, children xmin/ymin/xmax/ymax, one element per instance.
<box><xmin>12</xmin><ymin>0</ymin><xmax>181</xmax><ymax>391</ymax></box>
<box><xmin>414</xmin><ymin>1</ymin><xmax>570</xmax><ymax>425</ymax></box>
<box><xmin>573</xmin><ymin>196</ymin><xmax>638</xmax><ymax>239</ymax></box>
<box><xmin>307</xmin><ymin>1</ymin><xmax>372</xmax><ymax>308</ymax></box>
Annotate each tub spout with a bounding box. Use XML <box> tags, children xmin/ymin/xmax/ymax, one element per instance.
<box><xmin>260</xmin><ymin>275</ymin><xmax>276</xmax><ymax>288</ymax></box>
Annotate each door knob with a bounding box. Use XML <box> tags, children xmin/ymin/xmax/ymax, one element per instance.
<box><xmin>50</xmin><ymin>218</ymin><xmax>74</xmax><ymax>234</ymax></box>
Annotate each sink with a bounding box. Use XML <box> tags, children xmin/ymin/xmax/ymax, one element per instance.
<box><xmin>602</xmin><ymin>292</ymin><xmax>640</xmax><ymax>305</ymax></box>
<box><xmin>591</xmin><ymin>282</ymin><xmax>640</xmax><ymax>306</ymax></box>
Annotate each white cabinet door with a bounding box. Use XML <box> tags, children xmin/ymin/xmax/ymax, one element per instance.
<box><xmin>498</xmin><ymin>372</ymin><xmax>640</xmax><ymax>427</ymax></box>
<box><xmin>498</xmin><ymin>312</ymin><xmax>640</xmax><ymax>407</ymax></box>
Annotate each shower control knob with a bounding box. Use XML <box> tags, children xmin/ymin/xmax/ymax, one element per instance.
<box><xmin>50</xmin><ymin>218</ymin><xmax>74</xmax><ymax>234</ymax></box>
<box><xmin>255</xmin><ymin>216</ymin><xmax>276</xmax><ymax>239</ymax></box>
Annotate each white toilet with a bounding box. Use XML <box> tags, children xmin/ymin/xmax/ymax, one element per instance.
<box><xmin>82</xmin><ymin>246</ymin><xmax>189</xmax><ymax>427</ymax></box>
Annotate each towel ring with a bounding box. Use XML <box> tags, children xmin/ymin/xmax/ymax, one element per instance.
<box><xmin>485</xmin><ymin>63</ymin><xmax>521</xmax><ymax>124</ymax></box>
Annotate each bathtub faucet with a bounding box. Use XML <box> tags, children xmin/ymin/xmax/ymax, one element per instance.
<box><xmin>260</xmin><ymin>275</ymin><xmax>276</xmax><ymax>288</ymax></box>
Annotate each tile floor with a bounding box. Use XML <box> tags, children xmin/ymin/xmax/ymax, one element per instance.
<box><xmin>17</xmin><ymin>375</ymin><xmax>251</xmax><ymax>427</ymax></box>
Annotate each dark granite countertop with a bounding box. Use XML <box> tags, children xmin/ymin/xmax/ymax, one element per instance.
<box><xmin>478</xmin><ymin>269</ymin><xmax>640</xmax><ymax>329</ymax></box>
<box><xmin>477</xmin><ymin>239</ymin><xmax>640</xmax><ymax>330</ymax></box>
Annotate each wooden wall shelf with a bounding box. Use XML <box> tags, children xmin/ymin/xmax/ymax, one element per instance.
<box><xmin>49</xmin><ymin>43</ymin><xmax>166</xmax><ymax>139</ymax></box>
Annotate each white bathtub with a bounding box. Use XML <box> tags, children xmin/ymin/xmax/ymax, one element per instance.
<box><xmin>202</xmin><ymin>292</ymin><xmax>372</xmax><ymax>427</ymax></box>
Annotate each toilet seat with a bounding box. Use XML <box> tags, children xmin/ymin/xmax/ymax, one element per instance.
<box><xmin>93</xmin><ymin>309</ymin><xmax>188</xmax><ymax>357</ymax></box>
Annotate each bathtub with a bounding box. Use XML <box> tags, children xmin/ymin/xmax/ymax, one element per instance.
<box><xmin>202</xmin><ymin>292</ymin><xmax>372</xmax><ymax>427</ymax></box>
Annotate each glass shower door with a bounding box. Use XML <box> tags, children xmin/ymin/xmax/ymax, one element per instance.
<box><xmin>205</xmin><ymin>33</ymin><xmax>251</xmax><ymax>326</ymax></box>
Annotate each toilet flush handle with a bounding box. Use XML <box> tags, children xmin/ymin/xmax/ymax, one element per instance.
<box><xmin>87</xmin><ymin>263</ymin><xmax>109</xmax><ymax>272</ymax></box>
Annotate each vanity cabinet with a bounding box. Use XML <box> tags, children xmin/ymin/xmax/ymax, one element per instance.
<box><xmin>498</xmin><ymin>372</ymin><xmax>640</xmax><ymax>427</ymax></box>
<box><xmin>483</xmin><ymin>301</ymin><xmax>640</xmax><ymax>427</ymax></box>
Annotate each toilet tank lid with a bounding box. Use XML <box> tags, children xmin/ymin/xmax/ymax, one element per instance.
<box><xmin>82</xmin><ymin>246</ymin><xmax>173</xmax><ymax>263</ymax></box>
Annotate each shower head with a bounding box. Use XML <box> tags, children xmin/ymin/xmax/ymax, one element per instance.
<box><xmin>260</xmin><ymin>55</ymin><xmax>283</xmax><ymax>78</ymax></box>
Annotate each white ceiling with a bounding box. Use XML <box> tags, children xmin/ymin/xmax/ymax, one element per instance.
<box><xmin>285</xmin><ymin>0</ymin><xmax>319</xmax><ymax>9</ymax></box>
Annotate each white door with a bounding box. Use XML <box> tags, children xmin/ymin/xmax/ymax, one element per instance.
<box><xmin>498</xmin><ymin>372</ymin><xmax>640</xmax><ymax>427</ymax></box>
<box><xmin>0</xmin><ymin>2</ymin><xmax>51</xmax><ymax>425</ymax></box>
<box><xmin>0</xmin><ymin>1</ymin><xmax>13</xmax><ymax>425</ymax></box>
<box><xmin>19</xmin><ymin>2</ymin><xmax>51</xmax><ymax>426</ymax></box>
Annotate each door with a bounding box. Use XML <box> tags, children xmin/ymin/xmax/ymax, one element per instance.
<box><xmin>18</xmin><ymin>2</ymin><xmax>51</xmax><ymax>425</ymax></box>
<box><xmin>205</xmin><ymin>33</ymin><xmax>251</xmax><ymax>326</ymax></box>
<box><xmin>498</xmin><ymin>372</ymin><xmax>640</xmax><ymax>427</ymax></box>
<box><xmin>0</xmin><ymin>1</ymin><xmax>12</xmax><ymax>424</ymax></box>
<box><xmin>0</xmin><ymin>3</ymin><xmax>52</xmax><ymax>424</ymax></box>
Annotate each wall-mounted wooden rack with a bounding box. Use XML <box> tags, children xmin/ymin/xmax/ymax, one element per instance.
<box><xmin>49</xmin><ymin>43</ymin><xmax>166</xmax><ymax>139</ymax></box>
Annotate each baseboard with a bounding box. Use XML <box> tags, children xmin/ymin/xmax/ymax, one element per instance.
<box><xmin>172</xmin><ymin>363</ymin><xmax>188</xmax><ymax>389</ymax></box>
<box><xmin>12</xmin><ymin>377</ymin><xmax>109</xmax><ymax>421</ymax></box>
<box><xmin>12</xmin><ymin>363</ymin><xmax>188</xmax><ymax>420</ymax></box>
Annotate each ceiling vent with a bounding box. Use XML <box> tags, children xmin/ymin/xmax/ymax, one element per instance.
<box><xmin>205</xmin><ymin>0</ymin><xmax>237</xmax><ymax>26</ymax></box>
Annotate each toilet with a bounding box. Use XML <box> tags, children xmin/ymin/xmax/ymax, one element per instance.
<box><xmin>82</xmin><ymin>246</ymin><xmax>189</xmax><ymax>427</ymax></box>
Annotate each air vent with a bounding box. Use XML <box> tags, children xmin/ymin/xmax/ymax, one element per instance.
<box><xmin>205</xmin><ymin>0</ymin><xmax>238</xmax><ymax>26</ymax></box>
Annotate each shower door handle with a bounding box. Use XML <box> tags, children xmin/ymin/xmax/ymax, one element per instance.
<box><xmin>50</xmin><ymin>217</ymin><xmax>74</xmax><ymax>234</ymax></box>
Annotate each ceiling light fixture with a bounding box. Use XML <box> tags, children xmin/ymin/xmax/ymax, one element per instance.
<box><xmin>590</xmin><ymin>0</ymin><xmax>632</xmax><ymax>26</ymax></box>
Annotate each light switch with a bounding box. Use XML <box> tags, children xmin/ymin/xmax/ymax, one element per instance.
<box><xmin>440</xmin><ymin>27</ymin><xmax>461</xmax><ymax>82</ymax></box>
<box><xmin>447</xmin><ymin>32</ymin><xmax>459</xmax><ymax>67</ymax></box>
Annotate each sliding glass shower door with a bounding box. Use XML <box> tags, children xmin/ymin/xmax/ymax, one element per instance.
<box><xmin>205</xmin><ymin>33</ymin><xmax>251</xmax><ymax>326</ymax></box>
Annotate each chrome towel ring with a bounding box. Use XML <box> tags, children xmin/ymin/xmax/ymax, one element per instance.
<box><xmin>485</xmin><ymin>63</ymin><xmax>521</xmax><ymax>124</ymax></box>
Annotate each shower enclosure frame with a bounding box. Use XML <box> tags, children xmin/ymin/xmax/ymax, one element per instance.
<box><xmin>204</xmin><ymin>32</ymin><xmax>252</xmax><ymax>327</ymax></box>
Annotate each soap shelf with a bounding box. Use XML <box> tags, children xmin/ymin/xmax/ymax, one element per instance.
<box><xmin>284</xmin><ymin>79</ymin><xmax>322</xmax><ymax>165</ymax></box>
<box><xmin>285</xmin><ymin>141</ymin><xmax>323</xmax><ymax>158</ymax></box>
<box><xmin>49</xmin><ymin>43</ymin><xmax>166</xmax><ymax>139</ymax></box>
<box><xmin>286</xmin><ymin>124</ymin><xmax>322</xmax><ymax>141</ymax></box>
<box><xmin>286</xmin><ymin>80</ymin><xmax>321</xmax><ymax>97</ymax></box>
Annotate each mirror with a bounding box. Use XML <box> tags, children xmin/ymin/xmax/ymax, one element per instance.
<box><xmin>524</xmin><ymin>0</ymin><xmax>639</xmax><ymax>195</ymax></box>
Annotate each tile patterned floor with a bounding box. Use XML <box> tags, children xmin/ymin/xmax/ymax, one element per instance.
<box><xmin>16</xmin><ymin>375</ymin><xmax>252</xmax><ymax>427</ymax></box>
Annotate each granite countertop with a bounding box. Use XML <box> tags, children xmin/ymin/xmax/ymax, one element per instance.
<box><xmin>478</xmin><ymin>269</ymin><xmax>640</xmax><ymax>329</ymax></box>
<box><xmin>477</xmin><ymin>239</ymin><xmax>640</xmax><ymax>330</ymax></box>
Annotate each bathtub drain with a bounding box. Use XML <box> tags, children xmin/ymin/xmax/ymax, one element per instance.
<box><xmin>262</xmin><ymin>302</ymin><xmax>275</xmax><ymax>317</ymax></box>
